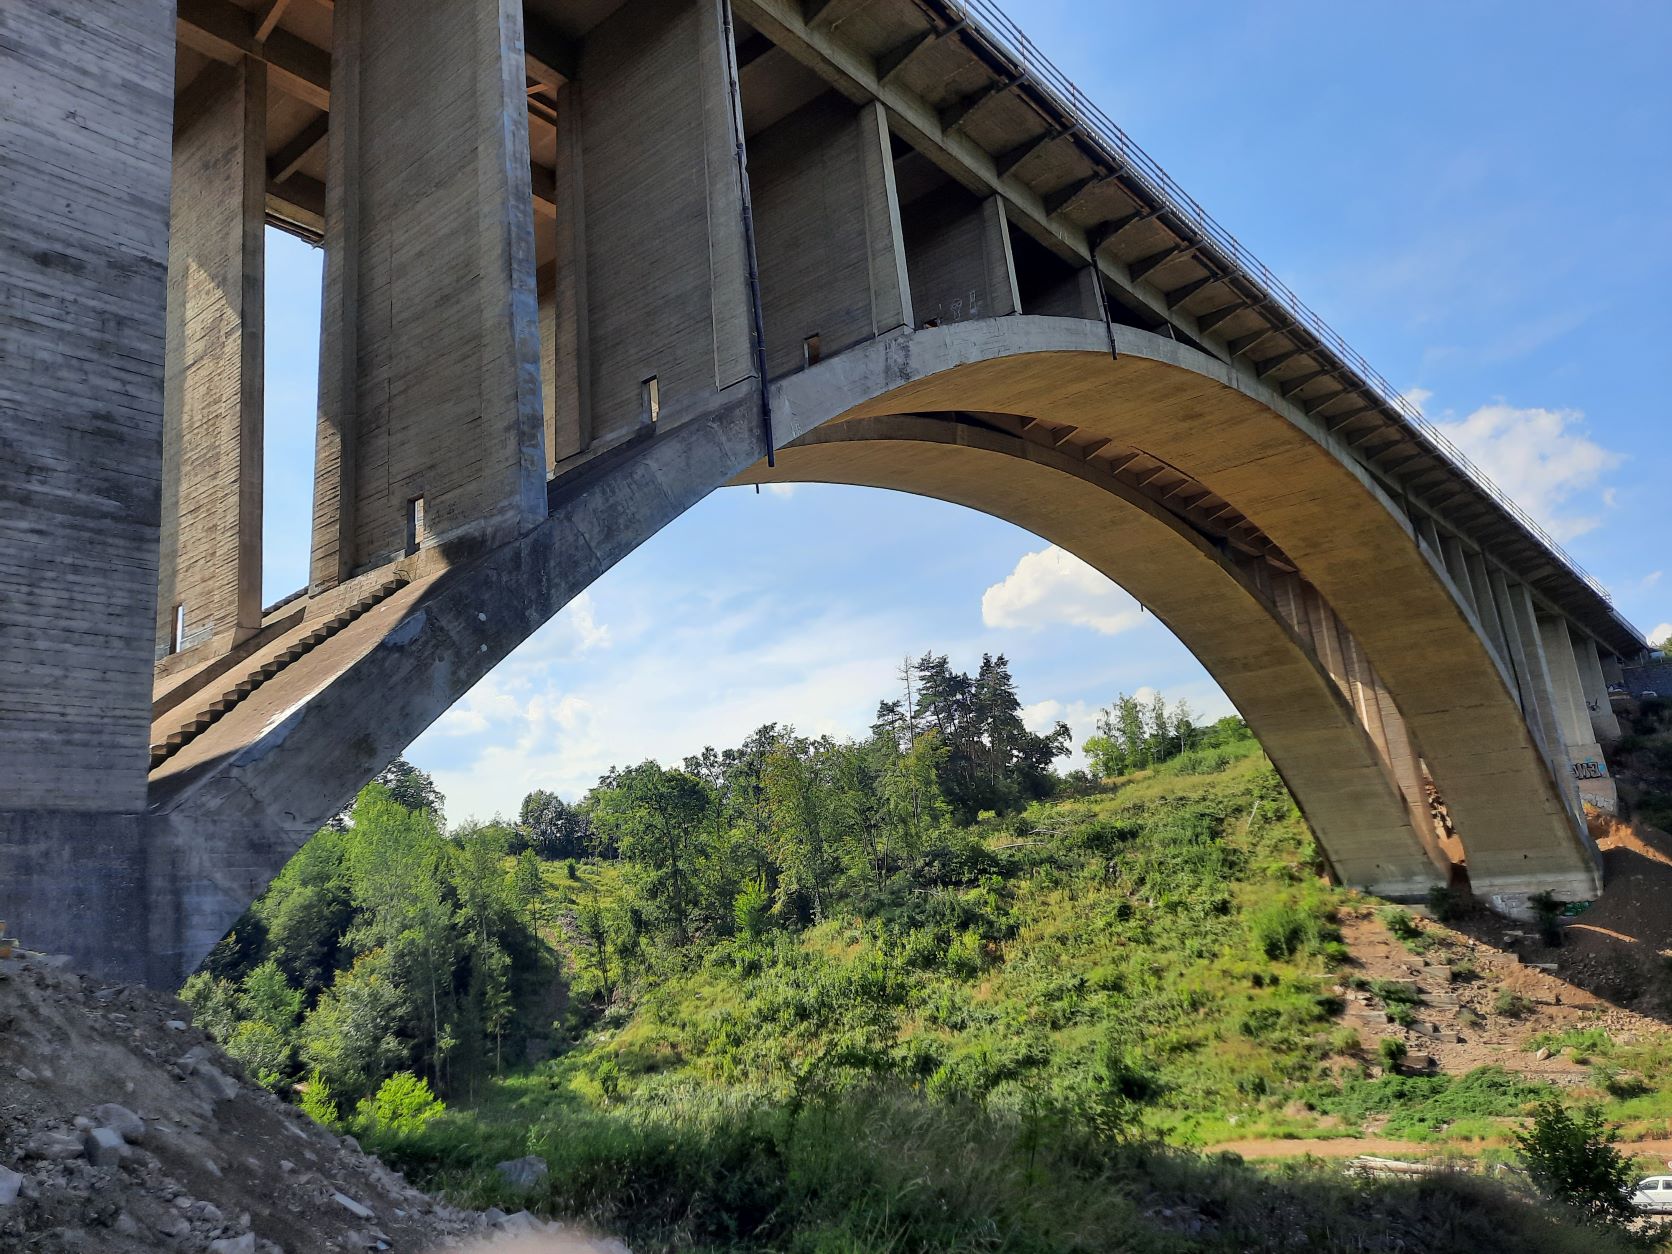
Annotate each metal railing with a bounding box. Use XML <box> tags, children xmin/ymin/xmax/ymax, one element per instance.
<box><xmin>950</xmin><ymin>0</ymin><xmax>1614</xmax><ymax>605</ymax></box>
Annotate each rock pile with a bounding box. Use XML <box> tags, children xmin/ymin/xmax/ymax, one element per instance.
<box><xmin>0</xmin><ymin>950</ymin><xmax>615</xmax><ymax>1252</ymax></box>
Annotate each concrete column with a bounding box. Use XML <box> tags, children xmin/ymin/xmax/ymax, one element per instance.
<box><xmin>1464</xmin><ymin>550</ymin><xmax>1511</xmax><ymax>661</ymax></box>
<box><xmin>1439</xmin><ymin>535</ymin><xmax>1476</xmax><ymax>617</ymax></box>
<box><xmin>1487</xmin><ymin>571</ymin><xmax>1563</xmax><ymax>752</ymax></box>
<box><xmin>311</xmin><ymin>0</ymin><xmax>548</xmax><ymax>590</ymax></box>
<box><xmin>158</xmin><ymin>59</ymin><xmax>267</xmax><ymax>658</ymax></box>
<box><xmin>904</xmin><ymin>193</ymin><xmax>1020</xmax><ymax>326</ymax></box>
<box><xmin>1538</xmin><ymin>617</ymin><xmax>1599</xmax><ymax>756</ymax></box>
<box><xmin>575</xmin><ymin>0</ymin><xmax>756</xmax><ymax>453</ymax></box>
<box><xmin>751</xmin><ymin>97</ymin><xmax>913</xmax><ymax>377</ymax></box>
<box><xmin>543</xmin><ymin>80</ymin><xmax>589</xmax><ymax>471</ymax></box>
<box><xmin>0</xmin><ymin>0</ymin><xmax>176</xmax><ymax>978</ymax></box>
<box><xmin>1572</xmin><ymin>634</ymin><xmax>1623</xmax><ymax>744</ymax></box>
<box><xmin>1539</xmin><ymin>615</ymin><xmax>1615</xmax><ymax>815</ymax></box>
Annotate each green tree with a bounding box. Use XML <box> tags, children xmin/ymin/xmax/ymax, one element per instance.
<box><xmin>591</xmin><ymin>762</ymin><xmax>713</xmax><ymax>946</ymax></box>
<box><xmin>298</xmin><ymin>948</ymin><xmax>411</xmax><ymax>1101</ymax></box>
<box><xmin>241</xmin><ymin>957</ymin><xmax>303</xmax><ymax>1036</ymax></box>
<box><xmin>518</xmin><ymin>789</ymin><xmax>590</xmax><ymax>859</ymax></box>
<box><xmin>1515</xmin><ymin>1101</ymin><xmax>1637</xmax><ymax>1229</ymax></box>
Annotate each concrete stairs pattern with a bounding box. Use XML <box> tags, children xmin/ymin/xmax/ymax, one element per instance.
<box><xmin>147</xmin><ymin>578</ymin><xmax>408</xmax><ymax>770</ymax></box>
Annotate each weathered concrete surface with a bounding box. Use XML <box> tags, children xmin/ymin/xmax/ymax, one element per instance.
<box><xmin>750</xmin><ymin>97</ymin><xmax>912</xmax><ymax>375</ymax></box>
<box><xmin>902</xmin><ymin>193</ymin><xmax>1019</xmax><ymax>326</ymax></box>
<box><xmin>0</xmin><ymin>0</ymin><xmax>177</xmax><ymax>976</ymax></box>
<box><xmin>158</xmin><ymin>57</ymin><xmax>267</xmax><ymax>659</ymax></box>
<box><xmin>310</xmin><ymin>0</ymin><xmax>547</xmax><ymax>592</ymax></box>
<box><xmin>575</xmin><ymin>0</ymin><xmax>755</xmax><ymax>450</ymax></box>
<box><xmin>734</xmin><ymin>414</ymin><xmax>1445</xmax><ymax>896</ymax></box>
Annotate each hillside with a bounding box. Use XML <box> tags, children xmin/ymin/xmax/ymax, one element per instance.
<box><xmin>0</xmin><ymin>945</ymin><xmax>625</xmax><ymax>1252</ymax></box>
<box><xmin>149</xmin><ymin>671</ymin><xmax>1672</xmax><ymax>1252</ymax></box>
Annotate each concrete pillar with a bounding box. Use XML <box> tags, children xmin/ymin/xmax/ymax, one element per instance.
<box><xmin>575</xmin><ymin>0</ymin><xmax>756</xmax><ymax>454</ymax></box>
<box><xmin>542</xmin><ymin>80</ymin><xmax>589</xmax><ymax>472</ymax></box>
<box><xmin>0</xmin><ymin>0</ymin><xmax>176</xmax><ymax>978</ymax></box>
<box><xmin>1464</xmin><ymin>550</ymin><xmax>1511</xmax><ymax>662</ymax></box>
<box><xmin>311</xmin><ymin>0</ymin><xmax>548</xmax><ymax>591</ymax></box>
<box><xmin>904</xmin><ymin>193</ymin><xmax>1020</xmax><ymax>326</ymax></box>
<box><xmin>1029</xmin><ymin>265</ymin><xmax>1105</xmax><ymax>321</ymax></box>
<box><xmin>1488</xmin><ymin>571</ymin><xmax>1563</xmax><ymax>754</ymax></box>
<box><xmin>1539</xmin><ymin>616</ymin><xmax>1616</xmax><ymax>815</ymax></box>
<box><xmin>1572</xmin><ymin>634</ymin><xmax>1623</xmax><ymax>744</ymax></box>
<box><xmin>1439</xmin><ymin>535</ymin><xmax>1476</xmax><ymax>617</ymax></box>
<box><xmin>158</xmin><ymin>59</ymin><xmax>267</xmax><ymax>659</ymax></box>
<box><xmin>1538</xmin><ymin>617</ymin><xmax>1598</xmax><ymax>755</ymax></box>
<box><xmin>751</xmin><ymin>98</ymin><xmax>913</xmax><ymax>377</ymax></box>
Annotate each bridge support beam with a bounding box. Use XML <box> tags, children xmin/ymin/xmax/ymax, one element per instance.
<box><xmin>902</xmin><ymin>193</ymin><xmax>1020</xmax><ymax>326</ymax></box>
<box><xmin>572</xmin><ymin>0</ymin><xmax>757</xmax><ymax>453</ymax></box>
<box><xmin>751</xmin><ymin>98</ymin><xmax>913</xmax><ymax>375</ymax></box>
<box><xmin>157</xmin><ymin>56</ymin><xmax>267</xmax><ymax>663</ymax></box>
<box><xmin>1574</xmin><ymin>634</ymin><xmax>1623</xmax><ymax>746</ymax></box>
<box><xmin>0</xmin><ymin>0</ymin><xmax>178</xmax><ymax>979</ymax></box>
<box><xmin>1538</xmin><ymin>615</ymin><xmax>1615</xmax><ymax>814</ymax></box>
<box><xmin>310</xmin><ymin>0</ymin><xmax>548</xmax><ymax>592</ymax></box>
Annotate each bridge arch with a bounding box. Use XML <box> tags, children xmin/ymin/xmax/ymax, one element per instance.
<box><xmin>737</xmin><ymin>411</ymin><xmax>1447</xmax><ymax>897</ymax></box>
<box><xmin>139</xmin><ymin>318</ymin><xmax>1599</xmax><ymax>982</ymax></box>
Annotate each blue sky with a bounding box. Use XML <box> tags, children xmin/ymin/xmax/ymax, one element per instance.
<box><xmin>261</xmin><ymin>2</ymin><xmax>1671</xmax><ymax>822</ymax></box>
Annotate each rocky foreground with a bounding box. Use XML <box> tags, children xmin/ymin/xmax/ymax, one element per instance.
<box><xmin>0</xmin><ymin>950</ymin><xmax>618</xmax><ymax>1253</ymax></box>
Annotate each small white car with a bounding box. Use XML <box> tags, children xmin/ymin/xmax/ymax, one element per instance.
<box><xmin>1632</xmin><ymin>1176</ymin><xmax>1672</xmax><ymax>1214</ymax></box>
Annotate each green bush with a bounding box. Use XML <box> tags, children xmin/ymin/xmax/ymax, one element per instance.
<box><xmin>358</xmin><ymin>1071</ymin><xmax>446</xmax><ymax>1137</ymax></box>
<box><xmin>1494</xmin><ymin>989</ymin><xmax>1534</xmax><ymax>1018</ymax></box>
<box><xmin>298</xmin><ymin>1068</ymin><xmax>340</xmax><ymax>1127</ymax></box>
<box><xmin>1515</xmin><ymin>1101</ymin><xmax>1636</xmax><ymax>1230</ymax></box>
<box><xmin>1379</xmin><ymin>1038</ymin><xmax>1408</xmax><ymax>1070</ymax></box>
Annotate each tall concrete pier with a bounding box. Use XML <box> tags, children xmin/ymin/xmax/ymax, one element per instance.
<box><xmin>0</xmin><ymin>0</ymin><xmax>1644</xmax><ymax>985</ymax></box>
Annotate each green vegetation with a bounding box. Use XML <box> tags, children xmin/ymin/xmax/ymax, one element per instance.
<box><xmin>1515</xmin><ymin>1102</ymin><xmax>1638</xmax><ymax>1232</ymax></box>
<box><xmin>180</xmin><ymin>656</ymin><xmax>1669</xmax><ymax>1250</ymax></box>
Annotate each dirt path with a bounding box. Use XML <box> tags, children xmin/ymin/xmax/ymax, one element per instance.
<box><xmin>1208</xmin><ymin>1137</ymin><xmax>1430</xmax><ymax>1160</ymax></box>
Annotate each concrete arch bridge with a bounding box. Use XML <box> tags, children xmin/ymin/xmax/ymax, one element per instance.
<box><xmin>1</xmin><ymin>0</ymin><xmax>1641</xmax><ymax>984</ymax></box>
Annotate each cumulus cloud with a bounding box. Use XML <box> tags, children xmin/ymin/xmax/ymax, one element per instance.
<box><xmin>1433</xmin><ymin>402</ymin><xmax>1623</xmax><ymax>541</ymax></box>
<box><xmin>981</xmin><ymin>546</ymin><xmax>1147</xmax><ymax>636</ymax></box>
<box><xmin>1652</xmin><ymin>623</ymin><xmax>1672</xmax><ymax>647</ymax></box>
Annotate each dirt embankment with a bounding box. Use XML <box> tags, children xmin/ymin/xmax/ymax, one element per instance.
<box><xmin>0</xmin><ymin>952</ymin><xmax>615</xmax><ymax>1253</ymax></box>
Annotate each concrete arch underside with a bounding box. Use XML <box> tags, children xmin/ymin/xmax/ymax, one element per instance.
<box><xmin>143</xmin><ymin>318</ymin><xmax>1599</xmax><ymax>982</ymax></box>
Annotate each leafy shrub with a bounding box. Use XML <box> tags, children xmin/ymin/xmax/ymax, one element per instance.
<box><xmin>358</xmin><ymin>1071</ymin><xmax>445</xmax><ymax>1137</ymax></box>
<box><xmin>1494</xmin><ymin>989</ymin><xmax>1534</xmax><ymax>1018</ymax></box>
<box><xmin>227</xmin><ymin>1020</ymin><xmax>290</xmax><ymax>1090</ymax></box>
<box><xmin>1379</xmin><ymin>1038</ymin><xmax>1408</xmax><ymax>1070</ymax></box>
<box><xmin>1515</xmin><ymin>1101</ymin><xmax>1636</xmax><ymax>1230</ymax></box>
<box><xmin>298</xmin><ymin>1068</ymin><xmax>340</xmax><ymax>1127</ymax></box>
<box><xmin>1249</xmin><ymin>901</ymin><xmax>1313</xmax><ymax>960</ymax></box>
<box><xmin>1368</xmin><ymin>979</ymin><xmax>1422</xmax><ymax>1007</ymax></box>
<box><xmin>1426</xmin><ymin>885</ymin><xmax>1469</xmax><ymax>923</ymax></box>
<box><xmin>1378</xmin><ymin>906</ymin><xmax>1421</xmax><ymax>940</ymax></box>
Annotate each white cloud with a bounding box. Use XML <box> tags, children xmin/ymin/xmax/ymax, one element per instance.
<box><xmin>1434</xmin><ymin>402</ymin><xmax>1623</xmax><ymax>541</ymax></box>
<box><xmin>1652</xmin><ymin>623</ymin><xmax>1672</xmax><ymax>647</ymax></box>
<box><xmin>764</xmin><ymin>483</ymin><xmax>797</xmax><ymax>499</ymax></box>
<box><xmin>981</xmin><ymin>546</ymin><xmax>1148</xmax><ymax>636</ymax></box>
<box><xmin>1402</xmin><ymin>387</ymin><xmax>1434</xmax><ymax>415</ymax></box>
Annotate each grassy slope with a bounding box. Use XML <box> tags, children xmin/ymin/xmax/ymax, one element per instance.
<box><xmin>366</xmin><ymin>747</ymin><xmax>1656</xmax><ymax>1251</ymax></box>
